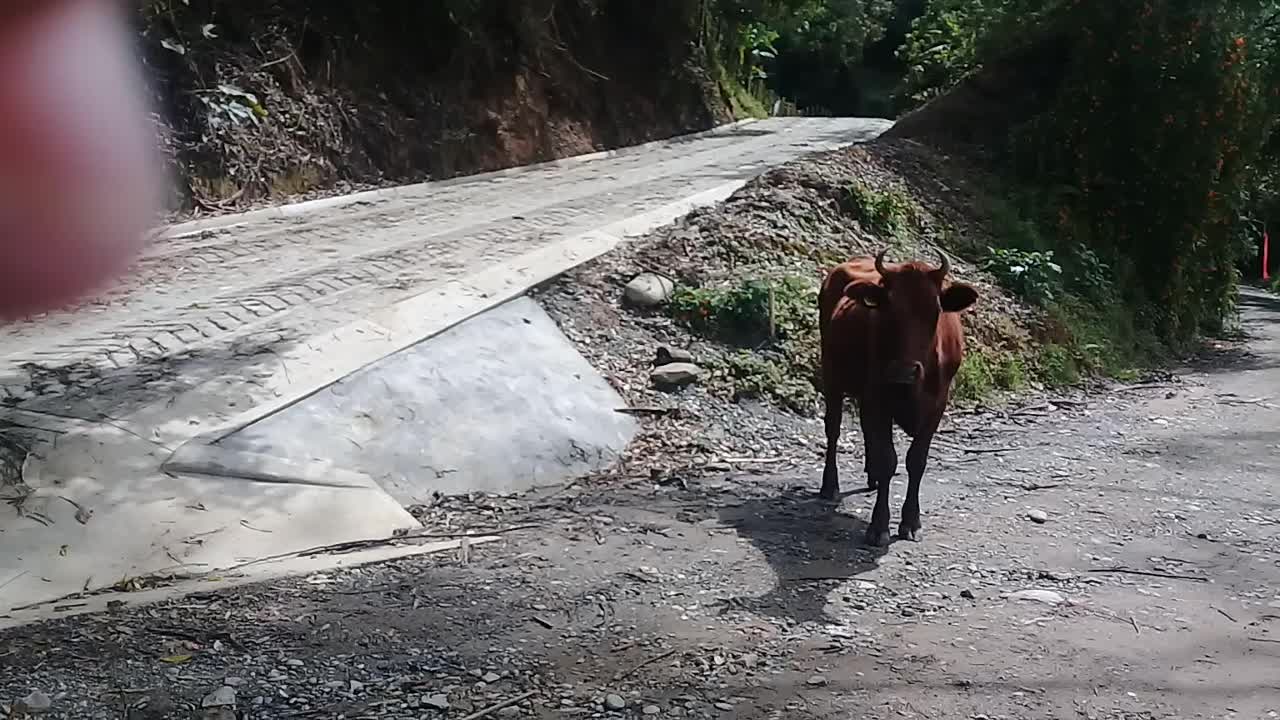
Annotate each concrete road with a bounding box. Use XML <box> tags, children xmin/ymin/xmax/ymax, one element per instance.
<box><xmin>0</xmin><ymin>117</ymin><xmax>892</xmax><ymax>621</ymax></box>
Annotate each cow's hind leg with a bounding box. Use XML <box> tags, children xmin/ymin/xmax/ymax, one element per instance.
<box><xmin>900</xmin><ymin>409</ymin><xmax>943</xmax><ymax>542</ymax></box>
<box><xmin>860</xmin><ymin>409</ymin><xmax>897</xmax><ymax>547</ymax></box>
<box><xmin>819</xmin><ymin>387</ymin><xmax>843</xmax><ymax>500</ymax></box>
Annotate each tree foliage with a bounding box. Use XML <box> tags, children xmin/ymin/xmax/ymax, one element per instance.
<box><xmin>899</xmin><ymin>0</ymin><xmax>1280</xmax><ymax>343</ymax></box>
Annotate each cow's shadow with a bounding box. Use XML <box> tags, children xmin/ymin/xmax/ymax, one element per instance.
<box><xmin>714</xmin><ymin>484</ymin><xmax>888</xmax><ymax>626</ymax></box>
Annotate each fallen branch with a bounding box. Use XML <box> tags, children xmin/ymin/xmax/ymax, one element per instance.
<box><xmin>1087</xmin><ymin>567</ymin><xmax>1209</xmax><ymax>583</ymax></box>
<box><xmin>615</xmin><ymin>407</ymin><xmax>675</xmax><ymax>417</ymax></box>
<box><xmin>457</xmin><ymin>691</ymin><xmax>538</xmax><ymax>720</ymax></box>
<box><xmin>963</xmin><ymin>446</ymin><xmax>1017</xmax><ymax>455</ymax></box>
<box><xmin>1249</xmin><ymin>636</ymin><xmax>1280</xmax><ymax>644</ymax></box>
<box><xmin>613</xmin><ymin>648</ymin><xmax>678</xmax><ymax>681</ymax></box>
<box><xmin>1214</xmin><ymin>607</ymin><xmax>1237</xmax><ymax>623</ymax></box>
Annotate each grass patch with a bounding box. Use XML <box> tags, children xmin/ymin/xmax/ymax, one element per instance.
<box><xmin>846</xmin><ymin>181</ymin><xmax>919</xmax><ymax>238</ymax></box>
<box><xmin>951</xmin><ymin>347</ymin><xmax>1028</xmax><ymax>404</ymax></box>
<box><xmin>669</xmin><ymin>275</ymin><xmax>819</xmax><ymax>413</ymax></box>
<box><xmin>713</xmin><ymin>62</ymin><xmax>768</xmax><ymax>120</ymax></box>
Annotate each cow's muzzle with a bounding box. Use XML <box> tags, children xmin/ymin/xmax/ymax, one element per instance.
<box><xmin>887</xmin><ymin>362</ymin><xmax>924</xmax><ymax>384</ymax></box>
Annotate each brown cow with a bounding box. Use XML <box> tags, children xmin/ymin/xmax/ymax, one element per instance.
<box><xmin>818</xmin><ymin>247</ymin><xmax>978</xmax><ymax>547</ymax></box>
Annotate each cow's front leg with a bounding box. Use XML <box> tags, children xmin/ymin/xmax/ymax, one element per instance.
<box><xmin>819</xmin><ymin>387</ymin><xmax>843</xmax><ymax>500</ymax></box>
<box><xmin>900</xmin><ymin>409</ymin><xmax>943</xmax><ymax>542</ymax></box>
<box><xmin>860</xmin><ymin>409</ymin><xmax>896</xmax><ymax>547</ymax></box>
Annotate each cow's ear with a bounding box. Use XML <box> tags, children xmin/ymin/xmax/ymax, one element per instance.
<box><xmin>941</xmin><ymin>283</ymin><xmax>978</xmax><ymax>313</ymax></box>
<box><xmin>845</xmin><ymin>281</ymin><xmax>887</xmax><ymax>308</ymax></box>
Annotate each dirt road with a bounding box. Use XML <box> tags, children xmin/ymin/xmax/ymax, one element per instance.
<box><xmin>2</xmin><ymin>276</ymin><xmax>1278</xmax><ymax>719</ymax></box>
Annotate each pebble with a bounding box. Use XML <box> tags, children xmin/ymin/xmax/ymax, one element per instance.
<box><xmin>807</xmin><ymin>675</ymin><xmax>828</xmax><ymax>686</ymax></box>
<box><xmin>605</xmin><ymin>694</ymin><xmax>627</xmax><ymax>710</ymax></box>
<box><xmin>625</xmin><ymin>273</ymin><xmax>675</xmax><ymax>306</ymax></box>
<box><xmin>1027</xmin><ymin>509</ymin><xmax>1049</xmax><ymax>524</ymax></box>
<box><xmin>960</xmin><ymin>589</ymin><xmax>976</xmax><ymax>599</ymax></box>
<box><xmin>482</xmin><ymin>671</ymin><xmax>501</xmax><ymax>683</ymax></box>
<box><xmin>643</xmin><ymin>704</ymin><xmax>661</xmax><ymax>715</ymax></box>
<box><xmin>424</xmin><ymin>694</ymin><xmax>451</xmax><ymax>710</ymax></box>
<box><xmin>1008</xmin><ymin>589</ymin><xmax>1066</xmax><ymax>605</ymax></box>
<box><xmin>714</xmin><ymin>701</ymin><xmax>735</xmax><ymax>711</ymax></box>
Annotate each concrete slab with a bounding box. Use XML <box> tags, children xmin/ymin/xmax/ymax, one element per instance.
<box><xmin>0</xmin><ymin>420</ymin><xmax>420</xmax><ymax>618</ymax></box>
<box><xmin>205</xmin><ymin>297</ymin><xmax>637</xmax><ymax>504</ymax></box>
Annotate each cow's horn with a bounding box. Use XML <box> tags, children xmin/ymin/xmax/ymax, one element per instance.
<box><xmin>935</xmin><ymin>248</ymin><xmax>951</xmax><ymax>277</ymax></box>
<box><xmin>874</xmin><ymin>247</ymin><xmax>890</xmax><ymax>276</ymax></box>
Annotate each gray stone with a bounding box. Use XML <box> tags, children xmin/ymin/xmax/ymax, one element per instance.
<box><xmin>19</xmin><ymin>690</ymin><xmax>51</xmax><ymax>714</ymax></box>
<box><xmin>1008</xmin><ymin>588</ymin><xmax>1066</xmax><ymax>605</ymax></box>
<box><xmin>651</xmin><ymin>362</ymin><xmax>702</xmax><ymax>388</ymax></box>
<box><xmin>655</xmin><ymin>346</ymin><xmax>695</xmax><ymax>366</ymax></box>
<box><xmin>201</xmin><ymin>687</ymin><xmax>236</xmax><ymax>708</ymax></box>
<box><xmin>1027</xmin><ymin>508</ymin><xmax>1049</xmax><ymax>523</ymax></box>
<box><xmin>806</xmin><ymin>675</ymin><xmax>828</xmax><ymax>686</ymax></box>
<box><xmin>605</xmin><ymin>694</ymin><xmax>627</xmax><ymax>710</ymax></box>
<box><xmin>424</xmin><ymin>694</ymin><xmax>451</xmax><ymax>711</ymax></box>
<box><xmin>643</xmin><ymin>705</ymin><xmax>661</xmax><ymax>715</ymax></box>
<box><xmin>625</xmin><ymin>273</ymin><xmax>675</xmax><ymax>306</ymax></box>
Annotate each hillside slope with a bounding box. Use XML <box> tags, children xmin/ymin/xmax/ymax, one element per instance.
<box><xmin>139</xmin><ymin>0</ymin><xmax>731</xmax><ymax>216</ymax></box>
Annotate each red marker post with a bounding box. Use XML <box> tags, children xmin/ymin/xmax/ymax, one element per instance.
<box><xmin>1264</xmin><ymin>227</ymin><xmax>1271</xmax><ymax>281</ymax></box>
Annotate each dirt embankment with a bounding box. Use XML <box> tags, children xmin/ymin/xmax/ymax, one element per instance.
<box><xmin>139</xmin><ymin>0</ymin><xmax>730</xmax><ymax>217</ymax></box>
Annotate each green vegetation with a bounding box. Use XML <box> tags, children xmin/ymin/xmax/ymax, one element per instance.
<box><xmin>669</xmin><ymin>276</ymin><xmax>821</xmax><ymax>412</ymax></box>
<box><xmin>899</xmin><ymin>0</ymin><xmax>1280</xmax><ymax>346</ymax></box>
<box><xmin>846</xmin><ymin>181</ymin><xmax>919</xmax><ymax>238</ymax></box>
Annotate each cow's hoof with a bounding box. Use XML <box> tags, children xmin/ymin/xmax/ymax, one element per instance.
<box><xmin>898</xmin><ymin>525</ymin><xmax>922</xmax><ymax>542</ymax></box>
<box><xmin>818</xmin><ymin>487</ymin><xmax>838</xmax><ymax>502</ymax></box>
<box><xmin>864</xmin><ymin>527</ymin><xmax>892</xmax><ymax>547</ymax></box>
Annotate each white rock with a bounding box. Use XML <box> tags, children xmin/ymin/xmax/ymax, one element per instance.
<box><xmin>424</xmin><ymin>694</ymin><xmax>451</xmax><ymax>710</ymax></box>
<box><xmin>806</xmin><ymin>674</ymin><xmax>828</xmax><ymax>686</ymax></box>
<box><xmin>1008</xmin><ymin>589</ymin><xmax>1066</xmax><ymax>605</ymax></box>
<box><xmin>1027</xmin><ymin>509</ymin><xmax>1049</xmax><ymax>524</ymax></box>
<box><xmin>482</xmin><ymin>671</ymin><xmax>501</xmax><ymax>683</ymax></box>
<box><xmin>651</xmin><ymin>362</ymin><xmax>701</xmax><ymax>388</ymax></box>
<box><xmin>20</xmin><ymin>690</ymin><xmax>51</xmax><ymax>714</ymax></box>
<box><xmin>202</xmin><ymin>687</ymin><xmax>236</xmax><ymax>708</ymax></box>
<box><xmin>642</xmin><ymin>705</ymin><xmax>661</xmax><ymax>715</ymax></box>
<box><xmin>605</xmin><ymin>693</ymin><xmax>627</xmax><ymax>710</ymax></box>
<box><xmin>624</xmin><ymin>273</ymin><xmax>675</xmax><ymax>307</ymax></box>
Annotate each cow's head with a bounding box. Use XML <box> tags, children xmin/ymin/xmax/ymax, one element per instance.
<box><xmin>846</xmin><ymin>247</ymin><xmax>979</xmax><ymax>384</ymax></box>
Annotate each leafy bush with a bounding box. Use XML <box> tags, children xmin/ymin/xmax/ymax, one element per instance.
<box><xmin>983</xmin><ymin>246</ymin><xmax>1062</xmax><ymax>305</ymax></box>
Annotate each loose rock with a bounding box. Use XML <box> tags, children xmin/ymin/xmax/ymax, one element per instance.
<box><xmin>807</xmin><ymin>675</ymin><xmax>828</xmax><ymax>686</ymax></box>
<box><xmin>643</xmin><ymin>704</ymin><xmax>661</xmax><ymax>715</ymax></box>
<box><xmin>605</xmin><ymin>694</ymin><xmax>627</xmax><ymax>710</ymax></box>
<box><xmin>201</xmin><ymin>687</ymin><xmax>236</xmax><ymax>708</ymax></box>
<box><xmin>424</xmin><ymin>694</ymin><xmax>451</xmax><ymax>711</ymax></box>
<box><xmin>1027</xmin><ymin>509</ymin><xmax>1049</xmax><ymax>524</ymax></box>
<box><xmin>625</xmin><ymin>273</ymin><xmax>675</xmax><ymax>307</ymax></box>
<box><xmin>18</xmin><ymin>690</ymin><xmax>51</xmax><ymax>714</ymax></box>
<box><xmin>651</xmin><ymin>362</ymin><xmax>701</xmax><ymax>388</ymax></box>
<box><xmin>655</xmin><ymin>346</ymin><xmax>695</xmax><ymax>366</ymax></box>
<box><xmin>1008</xmin><ymin>589</ymin><xmax>1066</xmax><ymax>605</ymax></box>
